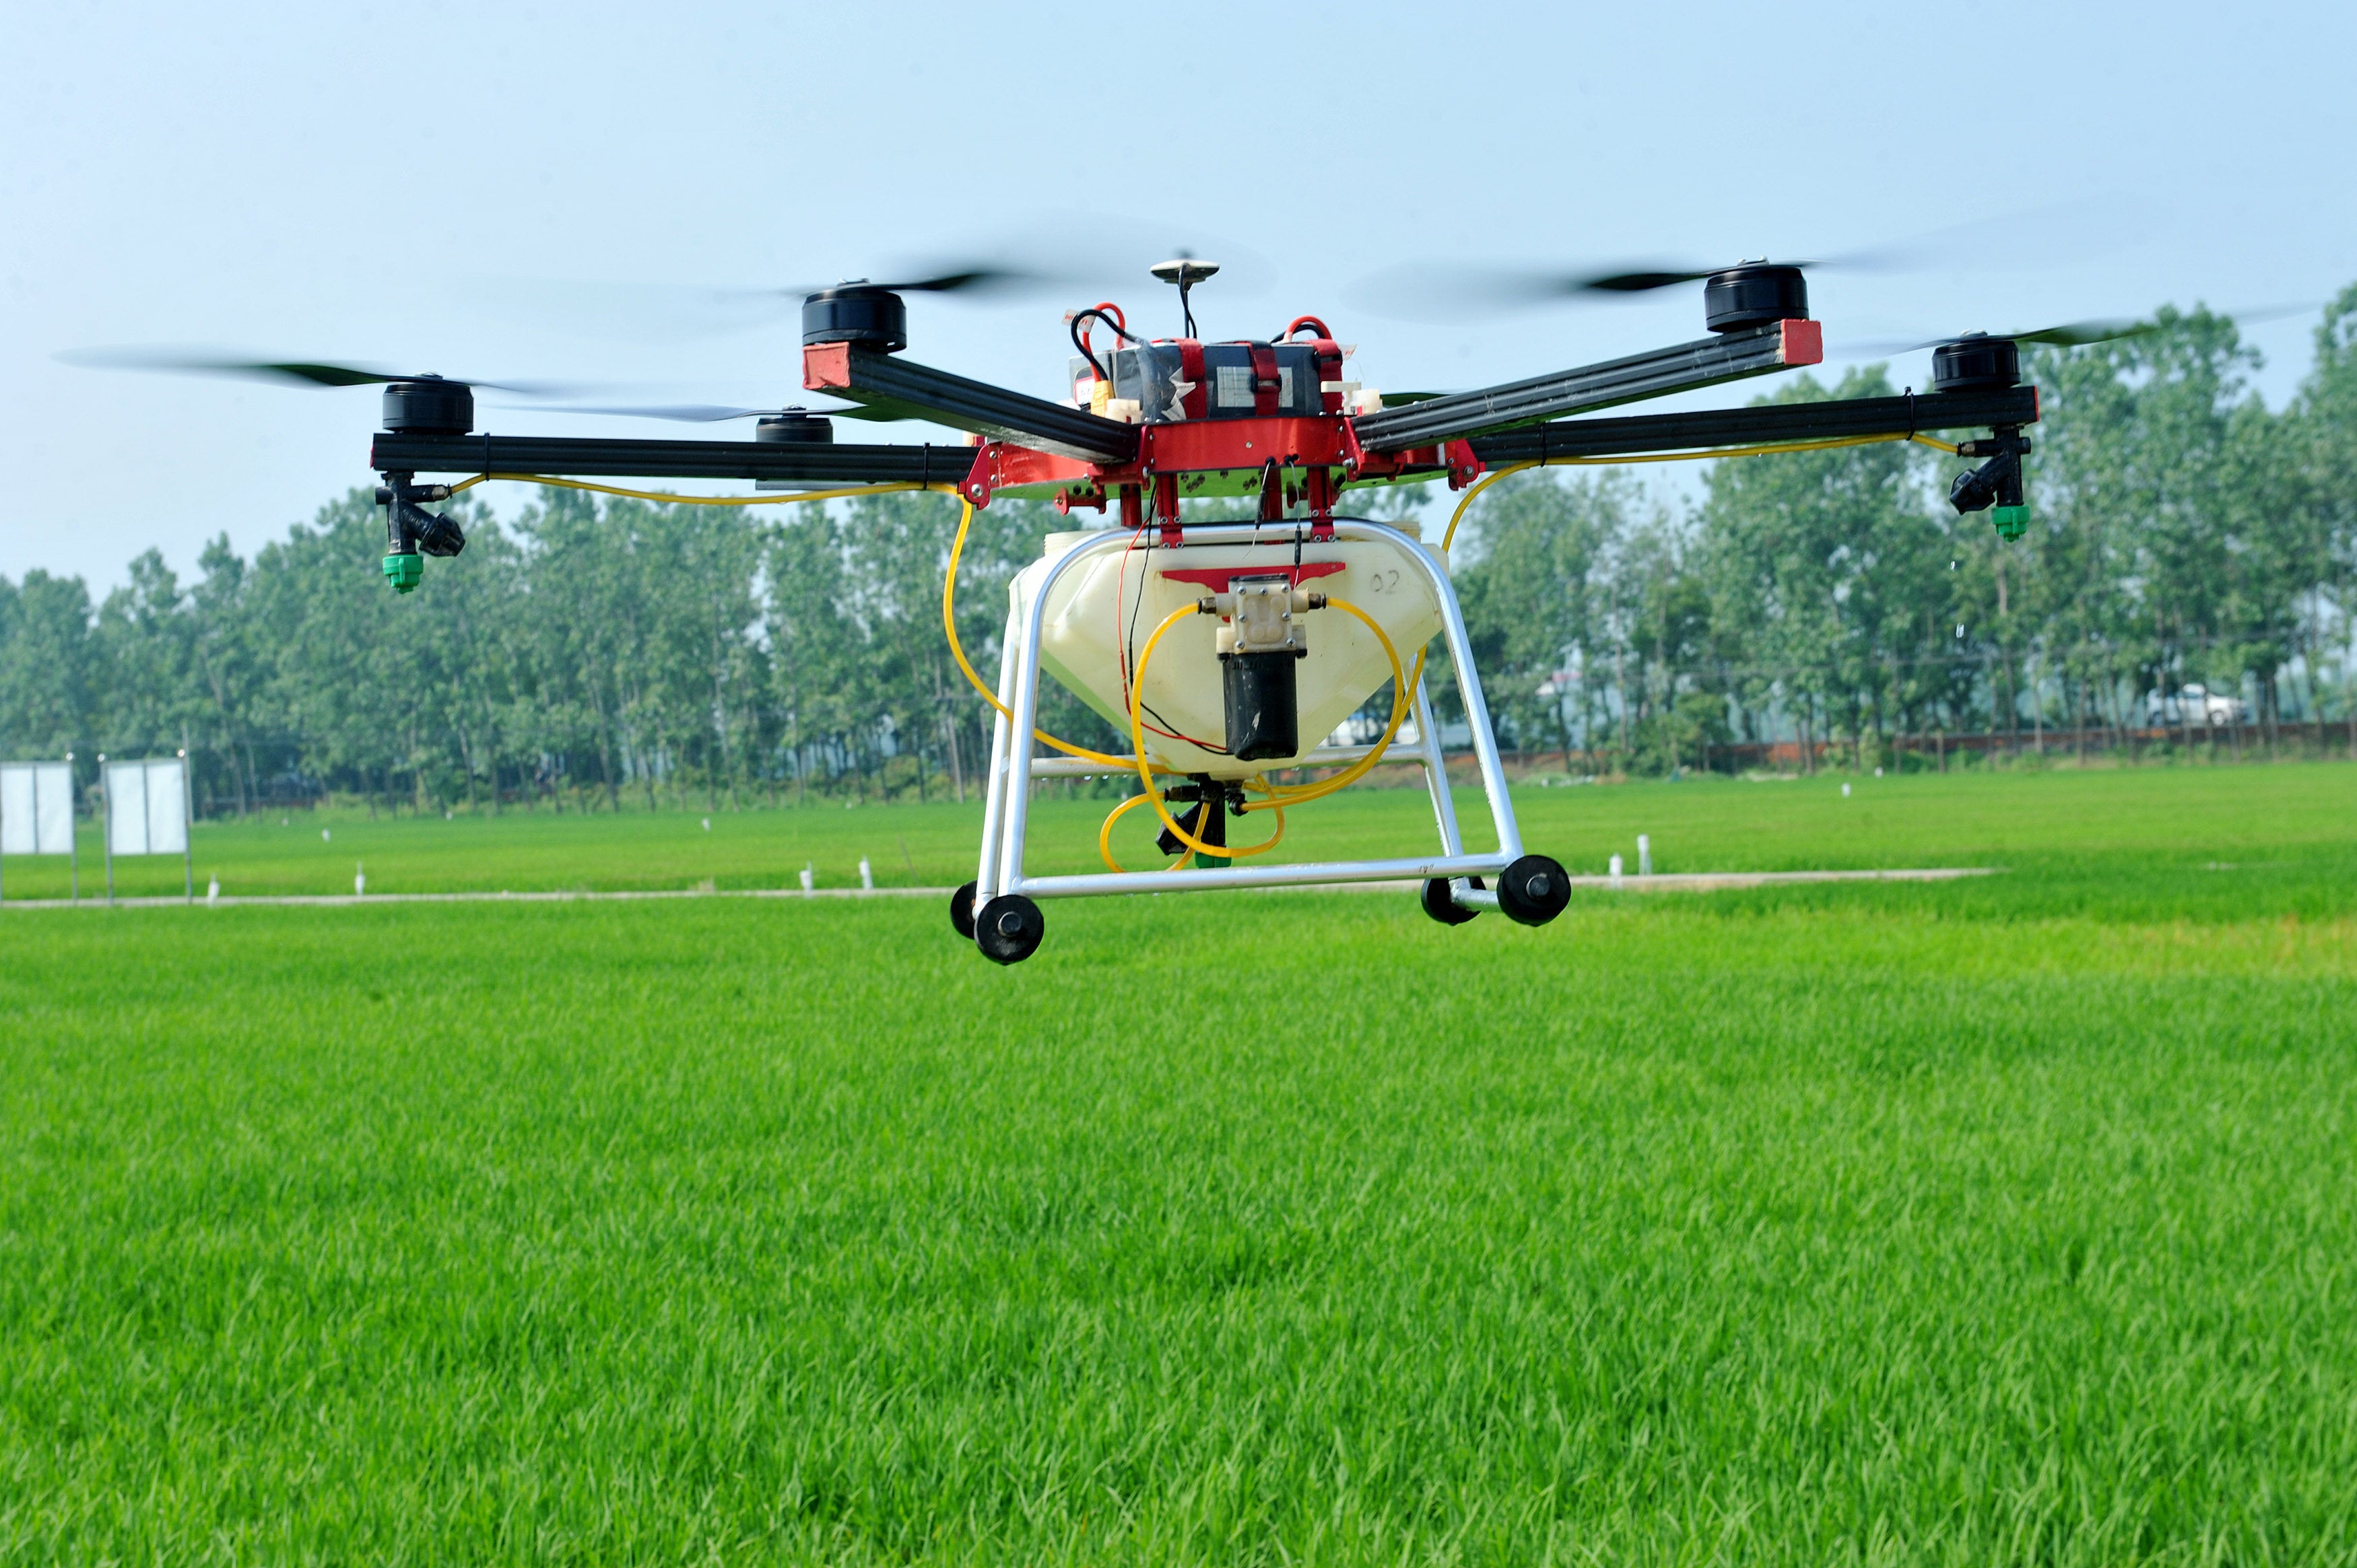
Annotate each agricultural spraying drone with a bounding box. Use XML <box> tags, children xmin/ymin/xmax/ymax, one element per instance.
<box><xmin>80</xmin><ymin>253</ymin><xmax>2072</xmax><ymax>962</ymax></box>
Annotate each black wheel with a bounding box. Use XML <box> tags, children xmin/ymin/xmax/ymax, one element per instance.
<box><xmin>1496</xmin><ymin>854</ymin><xmax>1570</xmax><ymax>927</ymax></box>
<box><xmin>973</xmin><ymin>893</ymin><xmax>1044</xmax><ymax>965</ymax></box>
<box><xmin>1420</xmin><ymin>875</ymin><xmax>1484</xmax><ymax>926</ymax></box>
<box><xmin>950</xmin><ymin>881</ymin><xmax>978</xmax><ymax>941</ymax></box>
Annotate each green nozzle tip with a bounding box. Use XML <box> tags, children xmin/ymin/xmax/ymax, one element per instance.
<box><xmin>1991</xmin><ymin>504</ymin><xmax>2029</xmax><ymax>542</ymax></box>
<box><xmin>383</xmin><ymin>552</ymin><xmax>424</xmax><ymax>593</ymax></box>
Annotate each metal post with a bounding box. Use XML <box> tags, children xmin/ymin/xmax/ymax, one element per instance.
<box><xmin>996</xmin><ymin>621</ymin><xmax>1040</xmax><ymax>897</ymax></box>
<box><xmin>997</xmin><ymin>535</ymin><xmax>1093</xmax><ymax>897</ymax></box>
<box><xmin>98</xmin><ymin>753</ymin><xmax>113</xmax><ymax>906</ymax></box>
<box><xmin>67</xmin><ymin>751</ymin><xmax>78</xmax><ymax>903</ymax></box>
<box><xmin>971</xmin><ymin>600</ymin><xmax>1024</xmax><ymax>907</ymax></box>
<box><xmin>1413</xmin><ymin>677</ymin><xmax>1484</xmax><ymax>911</ymax></box>
<box><xmin>1397</xmin><ymin>525</ymin><xmax>1523</xmax><ymax>861</ymax></box>
<box><xmin>178</xmin><ymin>750</ymin><xmax>193</xmax><ymax>904</ymax></box>
<box><xmin>1412</xmin><ymin>679</ymin><xmax>1465</xmax><ymax>857</ymax></box>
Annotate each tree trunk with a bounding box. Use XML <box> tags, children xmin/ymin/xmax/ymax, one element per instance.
<box><xmin>943</xmin><ymin>710</ymin><xmax>966</xmax><ymax>804</ymax></box>
<box><xmin>2030</xmin><ymin>656</ymin><xmax>2044</xmax><ymax>754</ymax></box>
<box><xmin>1614</xmin><ymin>645</ymin><xmax>1630</xmax><ymax>758</ymax></box>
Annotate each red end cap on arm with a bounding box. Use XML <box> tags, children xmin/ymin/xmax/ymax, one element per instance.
<box><xmin>803</xmin><ymin>342</ymin><xmax>853</xmax><ymax>391</ymax></box>
<box><xmin>1779</xmin><ymin>318</ymin><xmax>1824</xmax><ymax>368</ymax></box>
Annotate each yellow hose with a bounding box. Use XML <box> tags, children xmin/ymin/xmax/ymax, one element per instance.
<box><xmin>940</xmin><ymin>500</ymin><xmax>1163</xmax><ymax>772</ymax></box>
<box><xmin>1096</xmin><ymin>789</ymin><xmax>1195</xmax><ymax>873</ymax></box>
<box><xmin>1249</xmin><ymin>596</ymin><xmax>1414</xmax><ymax>809</ymax></box>
<box><xmin>1124</xmin><ymin>605</ymin><xmax>1288</xmax><ymax>860</ymax></box>
<box><xmin>441</xmin><ymin>474</ymin><xmax>954</xmax><ymax>507</ymax></box>
<box><xmin>1440</xmin><ymin>464</ymin><xmax>1533</xmax><ymax>555</ymax></box>
<box><xmin>1436</xmin><ymin>432</ymin><xmax>1960</xmax><ymax>556</ymax></box>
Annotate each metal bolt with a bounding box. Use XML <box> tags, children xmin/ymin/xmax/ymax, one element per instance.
<box><xmin>1528</xmin><ymin>875</ymin><xmax>1552</xmax><ymax>898</ymax></box>
<box><xmin>996</xmin><ymin>910</ymin><xmax>1024</xmax><ymax>936</ymax></box>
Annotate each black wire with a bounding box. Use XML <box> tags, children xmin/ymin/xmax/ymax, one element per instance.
<box><xmin>1069</xmin><ymin>307</ymin><xmax>1148</xmax><ymax>383</ymax></box>
<box><xmin>1069</xmin><ymin>314</ymin><xmax>1108</xmax><ymax>382</ymax></box>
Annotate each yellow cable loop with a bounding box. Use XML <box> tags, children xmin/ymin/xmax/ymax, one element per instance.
<box><xmin>1433</xmin><ymin>433</ymin><xmax>1959</xmax><ymax>555</ymax></box>
<box><xmin>1539</xmin><ymin>432</ymin><xmax>1964</xmax><ymax>468</ymax></box>
<box><xmin>1441</xmin><ymin>463</ymin><xmax>1534</xmax><ymax>555</ymax></box>
<box><xmin>1096</xmin><ymin>790</ymin><xmax>1194</xmax><ymax>874</ymax></box>
<box><xmin>939</xmin><ymin>500</ymin><xmax>1164</xmax><ymax>772</ymax></box>
<box><xmin>1125</xmin><ymin>605</ymin><xmax>1287</xmax><ymax>860</ymax></box>
<box><xmin>440</xmin><ymin>474</ymin><xmax>954</xmax><ymax>507</ymax></box>
<box><xmin>1248</xmin><ymin>596</ymin><xmax>1412</xmax><ymax>809</ymax></box>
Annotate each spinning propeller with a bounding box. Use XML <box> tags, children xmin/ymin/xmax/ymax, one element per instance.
<box><xmin>53</xmin><ymin>347</ymin><xmax>582</xmax><ymax>397</ymax></box>
<box><xmin>1860</xmin><ymin>300</ymin><xmax>2317</xmax><ymax>357</ymax></box>
<box><xmin>514</xmin><ymin>401</ymin><xmax>902</xmax><ymax>423</ymax></box>
<box><xmin>1869</xmin><ymin>320</ymin><xmax>2156</xmax><ymax>355</ymax></box>
<box><xmin>1346</xmin><ymin>206</ymin><xmax>2152</xmax><ymax>322</ymax></box>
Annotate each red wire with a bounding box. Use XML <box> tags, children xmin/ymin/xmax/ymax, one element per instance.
<box><xmin>1078</xmin><ymin>301</ymin><xmax>1129</xmax><ymax>381</ymax></box>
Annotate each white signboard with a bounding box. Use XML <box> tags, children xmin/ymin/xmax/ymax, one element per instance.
<box><xmin>1</xmin><ymin>759</ymin><xmax>80</xmax><ymax>900</ymax></box>
<box><xmin>0</xmin><ymin>761</ymin><xmax>75</xmax><ymax>856</ymax></box>
<box><xmin>105</xmin><ymin>757</ymin><xmax>189</xmax><ymax>856</ymax></box>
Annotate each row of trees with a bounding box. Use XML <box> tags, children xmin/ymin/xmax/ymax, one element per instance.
<box><xmin>1457</xmin><ymin>294</ymin><xmax>2357</xmax><ymax>773</ymax></box>
<box><xmin>0</xmin><ymin>481</ymin><xmax>1104</xmax><ymax>815</ymax></box>
<box><xmin>4</xmin><ymin>292</ymin><xmax>2354</xmax><ymax>815</ymax></box>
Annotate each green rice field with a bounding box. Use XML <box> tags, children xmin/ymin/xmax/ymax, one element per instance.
<box><xmin>3</xmin><ymin>764</ymin><xmax>2354</xmax><ymax>1563</ymax></box>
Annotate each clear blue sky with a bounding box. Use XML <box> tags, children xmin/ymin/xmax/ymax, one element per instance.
<box><xmin>5</xmin><ymin>0</ymin><xmax>2352</xmax><ymax>588</ymax></box>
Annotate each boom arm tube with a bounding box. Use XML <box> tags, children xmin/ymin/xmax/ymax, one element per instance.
<box><xmin>804</xmin><ymin>343</ymin><xmax>1139</xmax><ymax>465</ymax></box>
<box><xmin>370</xmin><ymin>432</ymin><xmax>975</xmax><ymax>485</ymax></box>
<box><xmin>1466</xmin><ymin>384</ymin><xmax>2038</xmax><ymax>465</ymax></box>
<box><xmin>1352</xmin><ymin>320</ymin><xmax>1822</xmax><ymax>451</ymax></box>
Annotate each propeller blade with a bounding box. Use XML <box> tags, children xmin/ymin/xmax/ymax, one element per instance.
<box><xmin>452</xmin><ymin>218</ymin><xmax>1280</xmax><ymax>344</ymax></box>
<box><xmin>1572</xmin><ymin>267</ymin><xmax>1723</xmax><ymax>294</ymax></box>
<box><xmin>779</xmin><ymin>257</ymin><xmax>1079</xmax><ymax>302</ymax></box>
<box><xmin>56</xmin><ymin>347</ymin><xmax>578</xmax><ymax>395</ymax></box>
<box><xmin>1852</xmin><ymin>302</ymin><xmax>2320</xmax><ymax>358</ymax></box>
<box><xmin>862</xmin><ymin>267</ymin><xmax>1054</xmax><ymax>296</ymax></box>
<box><xmin>1852</xmin><ymin>320</ymin><xmax>2156</xmax><ymax>355</ymax></box>
<box><xmin>1346</xmin><ymin>199</ymin><xmax>2166</xmax><ymax>322</ymax></box>
<box><xmin>510</xmin><ymin>401</ymin><xmax>902</xmax><ymax>423</ymax></box>
<box><xmin>2010</xmin><ymin>319</ymin><xmax>2154</xmax><ymax>348</ymax></box>
<box><xmin>517</xmin><ymin>403</ymin><xmax>772</xmax><ymax>422</ymax></box>
<box><xmin>1346</xmin><ymin>260</ymin><xmax>1774</xmax><ymax>318</ymax></box>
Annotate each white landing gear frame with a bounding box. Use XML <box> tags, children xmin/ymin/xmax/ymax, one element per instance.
<box><xmin>958</xmin><ymin>518</ymin><xmax>1569</xmax><ymax>962</ymax></box>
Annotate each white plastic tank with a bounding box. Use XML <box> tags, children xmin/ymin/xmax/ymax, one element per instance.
<box><xmin>1010</xmin><ymin>524</ymin><xmax>1444</xmax><ymax>780</ymax></box>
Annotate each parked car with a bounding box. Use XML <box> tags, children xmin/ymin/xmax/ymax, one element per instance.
<box><xmin>2145</xmin><ymin>683</ymin><xmax>2253</xmax><ymax>726</ymax></box>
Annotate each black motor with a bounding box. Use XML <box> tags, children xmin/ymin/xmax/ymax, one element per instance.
<box><xmin>802</xmin><ymin>285</ymin><xmax>908</xmax><ymax>353</ymax></box>
<box><xmin>1929</xmin><ymin>333</ymin><xmax>2023</xmax><ymax>393</ymax></box>
<box><xmin>380</xmin><ymin>378</ymin><xmax>473</xmax><ymax>435</ymax></box>
<box><xmin>754</xmin><ymin>408</ymin><xmax>835</xmax><ymax>443</ymax></box>
<box><xmin>1703</xmin><ymin>265</ymin><xmax>1808</xmax><ymax>333</ymax></box>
